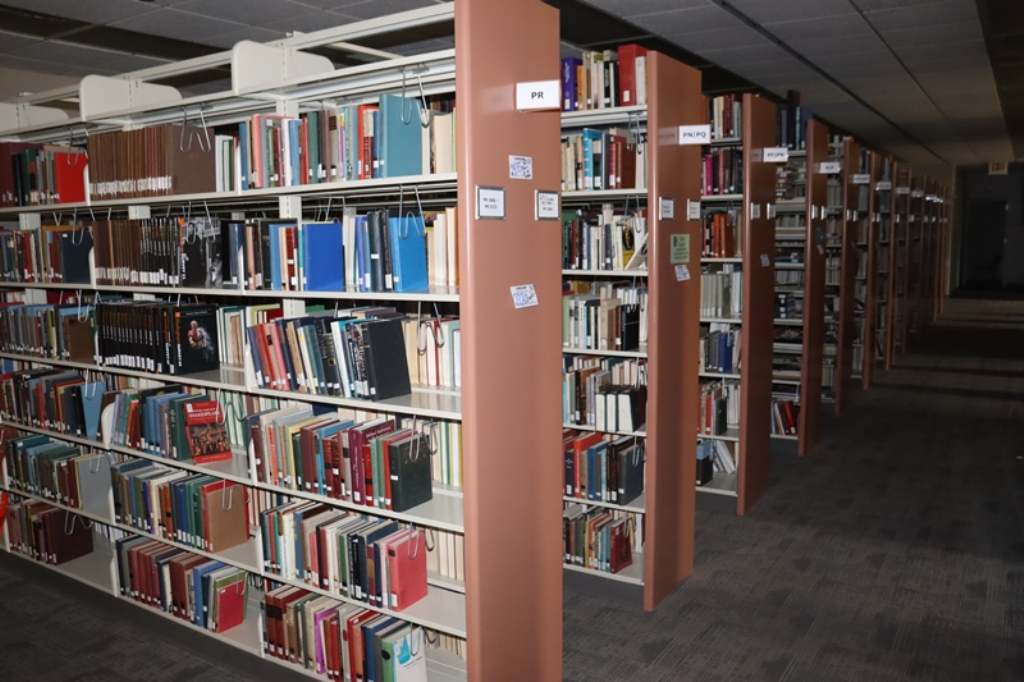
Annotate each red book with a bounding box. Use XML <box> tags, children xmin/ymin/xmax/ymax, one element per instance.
<box><xmin>617</xmin><ymin>44</ymin><xmax>647</xmax><ymax>107</ymax></box>
<box><xmin>52</xmin><ymin>151</ymin><xmax>87</xmax><ymax>204</ymax></box>
<box><xmin>573</xmin><ymin>432</ymin><xmax>603</xmax><ymax>496</ymax></box>
<box><xmin>387</xmin><ymin>530</ymin><xmax>428</xmax><ymax>611</ymax></box>
<box><xmin>184</xmin><ymin>401</ymin><xmax>233</xmax><ymax>464</ymax></box>
<box><xmin>347</xmin><ymin>420</ymin><xmax>394</xmax><ymax>505</ymax></box>
<box><xmin>214</xmin><ymin>577</ymin><xmax>247</xmax><ymax>632</ymax></box>
<box><xmin>610</xmin><ymin>519</ymin><xmax>633</xmax><ymax>574</ymax></box>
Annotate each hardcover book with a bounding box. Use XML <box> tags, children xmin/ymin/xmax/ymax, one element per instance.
<box><xmin>184</xmin><ymin>401</ymin><xmax>232</xmax><ymax>464</ymax></box>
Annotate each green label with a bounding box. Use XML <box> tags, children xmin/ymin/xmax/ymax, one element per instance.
<box><xmin>670</xmin><ymin>234</ymin><xmax>690</xmax><ymax>264</ymax></box>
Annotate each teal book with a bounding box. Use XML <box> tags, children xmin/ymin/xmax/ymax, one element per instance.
<box><xmin>379</xmin><ymin>94</ymin><xmax>423</xmax><ymax>178</ymax></box>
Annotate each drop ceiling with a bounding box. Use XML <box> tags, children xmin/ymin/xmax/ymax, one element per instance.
<box><xmin>0</xmin><ymin>0</ymin><xmax>1013</xmax><ymax>177</ymax></box>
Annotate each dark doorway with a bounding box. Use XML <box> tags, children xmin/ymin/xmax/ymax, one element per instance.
<box><xmin>961</xmin><ymin>200</ymin><xmax>1007</xmax><ymax>290</ymax></box>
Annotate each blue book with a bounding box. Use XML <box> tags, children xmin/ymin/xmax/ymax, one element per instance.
<box><xmin>314</xmin><ymin>420</ymin><xmax>354</xmax><ymax>497</ymax></box>
<box><xmin>372</xmin><ymin>109</ymin><xmax>382</xmax><ymax>178</ymax></box>
<box><xmin>288</xmin><ymin>119</ymin><xmax>302</xmax><ymax>186</ymax></box>
<box><xmin>268</xmin><ymin>222</ymin><xmax>284</xmax><ymax>290</ymax></box>
<box><xmin>239</xmin><ymin>121</ymin><xmax>250</xmax><ymax>190</ymax></box>
<box><xmin>363</xmin><ymin>617</ymin><xmax>400</xmax><ymax>682</ymax></box>
<box><xmin>355</xmin><ymin>215</ymin><xmax>370</xmax><ymax>292</ymax></box>
<box><xmin>581</xmin><ymin>129</ymin><xmax>604</xmax><ymax>191</ymax></box>
<box><xmin>387</xmin><ymin>215</ymin><xmax>428</xmax><ymax>293</ymax></box>
<box><xmin>191</xmin><ymin>560</ymin><xmax>226</xmax><ymax>627</ymax></box>
<box><xmin>378</xmin><ymin>94</ymin><xmax>423</xmax><ymax>178</ymax></box>
<box><xmin>561</xmin><ymin>57</ymin><xmax>581</xmax><ymax>111</ymax></box>
<box><xmin>302</xmin><ymin>221</ymin><xmax>345</xmax><ymax>291</ymax></box>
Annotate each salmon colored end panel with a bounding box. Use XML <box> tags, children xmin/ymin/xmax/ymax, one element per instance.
<box><xmin>642</xmin><ymin>53</ymin><xmax>701</xmax><ymax>610</ymax></box>
<box><xmin>798</xmin><ymin>119</ymin><xmax>829</xmax><ymax>457</ymax></box>
<box><xmin>737</xmin><ymin>94</ymin><xmax>775</xmax><ymax>515</ymax></box>
<box><xmin>454</xmin><ymin>0</ymin><xmax>562</xmax><ymax>679</ymax></box>
<box><xmin>834</xmin><ymin>138</ymin><xmax>861</xmax><ymax>416</ymax></box>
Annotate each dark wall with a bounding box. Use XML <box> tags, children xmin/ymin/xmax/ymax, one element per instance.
<box><xmin>959</xmin><ymin>167</ymin><xmax>1024</xmax><ymax>289</ymax></box>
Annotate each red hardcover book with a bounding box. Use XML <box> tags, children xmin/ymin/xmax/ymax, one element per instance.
<box><xmin>617</xmin><ymin>44</ymin><xmax>647</xmax><ymax>107</ymax></box>
<box><xmin>184</xmin><ymin>401</ymin><xmax>233</xmax><ymax>464</ymax></box>
<box><xmin>347</xmin><ymin>420</ymin><xmax>395</xmax><ymax>505</ymax></box>
<box><xmin>610</xmin><ymin>519</ymin><xmax>633</xmax><ymax>574</ymax></box>
<box><xmin>572</xmin><ymin>432</ymin><xmax>603</xmax><ymax>498</ymax></box>
<box><xmin>214</xmin><ymin>577</ymin><xmax>247</xmax><ymax>632</ymax></box>
<box><xmin>52</xmin><ymin>151</ymin><xmax>87</xmax><ymax>204</ymax></box>
<box><xmin>387</xmin><ymin>530</ymin><xmax>428</xmax><ymax>611</ymax></box>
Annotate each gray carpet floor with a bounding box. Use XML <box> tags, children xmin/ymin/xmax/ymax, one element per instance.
<box><xmin>1</xmin><ymin>298</ymin><xmax>1022</xmax><ymax>681</ymax></box>
<box><xmin>564</xmin><ymin>297</ymin><xmax>1024</xmax><ymax>681</ymax></box>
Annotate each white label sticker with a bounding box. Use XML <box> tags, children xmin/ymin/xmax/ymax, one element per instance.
<box><xmin>897</xmin><ymin>187</ymin><xmax>911</xmax><ymax>195</ymax></box>
<box><xmin>476</xmin><ymin>186</ymin><xmax>506</xmax><ymax>219</ymax></box>
<box><xmin>818</xmin><ymin>244</ymin><xmax>824</xmax><ymax>256</ymax></box>
<box><xmin>515</xmin><ymin>80</ymin><xmax>561</xmax><ymax>111</ymax></box>
<box><xmin>818</xmin><ymin>161</ymin><xmax>841</xmax><ymax>174</ymax></box>
<box><xmin>912</xmin><ymin>190</ymin><xmax>924</xmax><ymax>198</ymax></box>
<box><xmin>509</xmin><ymin>155</ymin><xmax>533</xmax><ymax>180</ymax></box>
<box><xmin>876</xmin><ymin>181</ymin><xmax>892</xmax><ymax>191</ymax></box>
<box><xmin>763</xmin><ymin>147</ymin><xmax>789</xmax><ymax>163</ymax></box>
<box><xmin>750</xmin><ymin>203</ymin><xmax>762</xmax><ymax>220</ymax></box>
<box><xmin>675</xmin><ymin>264</ymin><xmax>691</xmax><ymax>281</ymax></box>
<box><xmin>687</xmin><ymin>199</ymin><xmax>701</xmax><ymax>220</ymax></box>
<box><xmin>678</xmin><ymin>124</ymin><xmax>711</xmax><ymax>145</ymax></box>
<box><xmin>660</xmin><ymin>198</ymin><xmax>675</xmax><ymax>220</ymax></box>
<box><xmin>535</xmin><ymin>190</ymin><xmax>559</xmax><ymax>220</ymax></box>
<box><xmin>760</xmin><ymin>254</ymin><xmax>770</xmax><ymax>268</ymax></box>
<box><xmin>852</xmin><ymin>174</ymin><xmax>870</xmax><ymax>184</ymax></box>
<box><xmin>510</xmin><ymin>284</ymin><xmax>539</xmax><ymax>309</ymax></box>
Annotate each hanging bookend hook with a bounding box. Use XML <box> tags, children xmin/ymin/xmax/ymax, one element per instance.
<box><xmin>431</xmin><ymin>301</ymin><xmax>445</xmax><ymax>349</ymax></box>
<box><xmin>399</xmin><ymin>68</ymin><xmax>415</xmax><ymax>125</ymax></box>
<box><xmin>67</xmin><ymin>125</ymin><xmax>84</xmax><ymax>167</ymax></box>
<box><xmin>180</xmin><ymin>106</ymin><xmax>212</xmax><ymax>153</ymax></box>
<box><xmin>407</xmin><ymin>524</ymin><xmax>422</xmax><ymax>560</ymax></box>
<box><xmin>414</xmin><ymin>71</ymin><xmax>431</xmax><ymax>129</ymax></box>
<box><xmin>423</xmin><ymin>628</ymin><xmax>438</xmax><ymax>645</ymax></box>
<box><xmin>398</xmin><ymin>185</ymin><xmax>407</xmax><ymax>238</ymax></box>
<box><xmin>408</xmin><ymin>186</ymin><xmax>427</xmax><ymax>239</ymax></box>
<box><xmin>416</xmin><ymin>300</ymin><xmax>428</xmax><ymax>356</ymax></box>
<box><xmin>89</xmin><ymin>452</ymin><xmax>104</xmax><ymax>474</ymax></box>
<box><xmin>221</xmin><ymin>482</ymin><xmax>234</xmax><ymax>511</ymax></box>
<box><xmin>204</xmin><ymin>200</ymin><xmax>212</xmax><ymax>225</ymax></box>
<box><xmin>409</xmin><ymin>626</ymin><xmax>423</xmax><ymax>657</ymax></box>
<box><xmin>427</xmin><ymin>420</ymin><xmax>439</xmax><ymax>456</ymax></box>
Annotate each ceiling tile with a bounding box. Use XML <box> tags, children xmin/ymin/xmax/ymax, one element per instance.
<box><xmin>852</xmin><ymin>0</ymin><xmax>950</xmax><ymax>11</ymax></box>
<box><xmin>111</xmin><ymin>8</ymin><xmax>246</xmax><ymax>41</ymax></box>
<box><xmin>259</xmin><ymin>10</ymin><xmax>356</xmax><ymax>34</ymax></box>
<box><xmin>334</xmin><ymin>0</ymin><xmax>441</xmax><ymax>20</ymax></box>
<box><xmin>726</xmin><ymin>0</ymin><xmax>857</xmax><ymax>24</ymax></box>
<box><xmin>0</xmin><ymin>0</ymin><xmax>157</xmax><ymax>24</ymax></box>
<box><xmin>765</xmin><ymin>14</ymin><xmax>874</xmax><ymax>41</ymax></box>
<box><xmin>0</xmin><ymin>29</ymin><xmax>40</xmax><ymax>54</ymax></box>
<box><xmin>629</xmin><ymin>6</ymin><xmax>743</xmax><ymax>36</ymax></box>
<box><xmin>582</xmin><ymin>0</ymin><xmax>713</xmax><ymax>17</ymax></box>
<box><xmin>0</xmin><ymin>54</ymin><xmax>118</xmax><ymax>78</ymax></box>
<box><xmin>895</xmin><ymin>39</ymin><xmax>987</xmax><ymax>63</ymax></box>
<box><xmin>880</xmin><ymin>19</ymin><xmax>983</xmax><ymax>47</ymax></box>
<box><xmin>863</xmin><ymin>0</ymin><xmax>979</xmax><ymax>31</ymax></box>
<box><xmin>9</xmin><ymin>40</ymin><xmax>171</xmax><ymax>72</ymax></box>
<box><xmin>666</xmin><ymin>26</ymin><xmax>767</xmax><ymax>53</ymax></box>
<box><xmin>697</xmin><ymin>43</ymin><xmax>788</xmax><ymax>67</ymax></box>
<box><xmin>204</xmin><ymin>26</ymin><xmax>286</xmax><ymax>49</ymax></box>
<box><xmin>174</xmin><ymin>0</ymin><xmax>319</xmax><ymax>27</ymax></box>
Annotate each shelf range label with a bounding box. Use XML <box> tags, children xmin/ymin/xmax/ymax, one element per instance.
<box><xmin>678</xmin><ymin>124</ymin><xmax>711</xmax><ymax>145</ymax></box>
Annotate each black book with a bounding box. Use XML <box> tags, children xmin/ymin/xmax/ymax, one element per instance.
<box><xmin>259</xmin><ymin>220</ymin><xmax>272</xmax><ymax>289</ymax></box>
<box><xmin>361</xmin><ymin>318</ymin><xmax>411</xmax><ymax>401</ymax></box>
<box><xmin>367</xmin><ymin>210</ymin><xmax>385</xmax><ymax>292</ymax></box>
<box><xmin>620</xmin><ymin>305</ymin><xmax>640</xmax><ymax>351</ymax></box>
<box><xmin>388</xmin><ymin>434</ymin><xmax>433</xmax><ymax>512</ymax></box>
<box><xmin>60</xmin><ymin>229</ymin><xmax>93</xmax><ymax>284</ymax></box>
<box><xmin>174</xmin><ymin>305</ymin><xmax>220</xmax><ymax>374</ymax></box>
<box><xmin>181</xmin><ymin>217</ymin><xmax>224</xmax><ymax>288</ymax></box>
<box><xmin>314</xmin><ymin>317</ymin><xmax>343</xmax><ymax>396</ymax></box>
<box><xmin>617</xmin><ymin>442</ymin><xmax>644</xmax><ymax>504</ymax></box>
<box><xmin>224</xmin><ymin>220</ymin><xmax>244</xmax><ymax>288</ymax></box>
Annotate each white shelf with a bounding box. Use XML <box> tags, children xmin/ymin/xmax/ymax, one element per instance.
<box><xmin>561</xmin><ymin>105</ymin><xmax>647</xmax><ymax>128</ymax></box>
<box><xmin>7</xmin><ymin>532</ymin><xmax>117</xmax><ymax>595</ymax></box>
<box><xmin>138</xmin><ymin>591</ymin><xmax>266</xmax><ymax>659</ymax></box>
<box><xmin>773</xmin><ymin>344</ymin><xmax>803</xmax><ymax>355</ymax></box>
<box><xmin>562</xmin><ymin>422</ymin><xmax>646</xmax><ymax>438</ymax></box>
<box><xmin>0</xmin><ymin>281</ymin><xmax>459</xmax><ymax>303</ymax></box>
<box><xmin>699</xmin><ymin>371</ymin><xmax>740</xmax><ymax>380</ymax></box>
<box><xmin>0</xmin><ymin>172</ymin><xmax>459</xmax><ymax>216</ymax></box>
<box><xmin>700</xmin><ymin>193</ymin><xmax>743</xmax><ymax>202</ymax></box>
<box><xmin>775</xmin><ymin>262</ymin><xmax>805</xmax><ymax>269</ymax></box>
<box><xmin>701</xmin><ymin>257</ymin><xmax>743</xmax><ymax>264</ymax></box>
<box><xmin>711</xmin><ymin>137</ymin><xmax>742</xmax><ymax>147</ymax></box>
<box><xmin>700</xmin><ymin>317</ymin><xmax>742</xmax><ymax>324</ymax></box>
<box><xmin>562</xmin><ymin>269</ymin><xmax>647</xmax><ymax>277</ymax></box>
<box><xmin>697</xmin><ymin>472</ymin><xmax>737</xmax><ymax>497</ymax></box>
<box><xmin>773</xmin><ymin>318</ymin><xmax>803</xmax><ymax>326</ymax></box>
<box><xmin>562</xmin><ymin>492</ymin><xmax>645</xmax><ymax>514</ymax></box>
<box><xmin>561</xmin><ymin>188</ymin><xmax>647</xmax><ymax>201</ymax></box>
<box><xmin>771</xmin><ymin>377</ymin><xmax>802</xmax><ymax>386</ymax></box>
<box><xmin>697</xmin><ymin>428</ymin><xmax>739</xmax><ymax>442</ymax></box>
<box><xmin>563</xmin><ymin>551</ymin><xmax>643</xmax><ymax>585</ymax></box>
<box><xmin>562</xmin><ymin>347</ymin><xmax>647</xmax><ymax>358</ymax></box>
<box><xmin>771</xmin><ymin>433</ymin><xmax>799</xmax><ymax>441</ymax></box>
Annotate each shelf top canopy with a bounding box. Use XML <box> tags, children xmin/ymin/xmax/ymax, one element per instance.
<box><xmin>0</xmin><ymin>4</ymin><xmax>456</xmax><ymax>143</ymax></box>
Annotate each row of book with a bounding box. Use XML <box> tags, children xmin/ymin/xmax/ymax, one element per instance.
<box><xmin>85</xmin><ymin>100</ymin><xmax>457</xmax><ymax>202</ymax></box>
<box><xmin>700</xmin><ymin>266</ymin><xmax>742</xmax><ymax>318</ymax></box>
<box><xmin>112</xmin><ymin>460</ymin><xmax>250</xmax><ymax>553</ymax></box>
<box><xmin>261</xmin><ymin>502</ymin><xmax>436</xmax><ymax>612</ymax></box>
<box><xmin>775</xmin><ymin>268</ymin><xmax>804</xmax><ymax>287</ymax></box>
<box><xmin>707</xmin><ymin>95</ymin><xmax>743</xmax><ymax>141</ymax></box>
<box><xmin>702</xmin><ymin>148</ymin><xmax>744</xmax><ymax>196</ymax></box>
<box><xmin>562</xmin><ymin>355</ymin><xmax>646</xmax><ymax>433</ymax></box>
<box><xmin>561</xmin><ymin>209</ymin><xmax>647</xmax><ymax>273</ymax></box>
<box><xmin>4</xmin><ymin>433</ymin><xmax>110</xmax><ymax>512</ymax></box>
<box><xmin>562</xmin><ymin>280</ymin><xmax>647</xmax><ymax>352</ymax></box>
<box><xmin>562</xmin><ymin>431</ymin><xmax>644</xmax><ymax>505</ymax></box>
<box><xmin>0</xmin><ymin>300</ymin><xmax>99</xmax><ymax>365</ymax></box>
<box><xmin>561</xmin><ymin>45</ymin><xmax>648</xmax><ymax>111</ymax></box>
<box><xmin>234</xmin><ymin>99</ymin><xmax>456</xmax><ymax>189</ymax></box>
<box><xmin>775</xmin><ymin>102</ymin><xmax>809</xmax><ymax>151</ymax></box>
<box><xmin>775</xmin><ymin>215</ymin><xmax>805</xmax><ymax>242</ymax></box>
<box><xmin>0</xmin><ymin>225</ymin><xmax>92</xmax><ymax>284</ymax></box>
<box><xmin>0</xmin><ymin>142</ymin><xmax>88</xmax><ymax>207</ymax></box>
<box><xmin>115</xmin><ymin>535</ymin><xmax>250</xmax><ymax>633</ymax></box>
<box><xmin>264</xmin><ymin>584</ymin><xmax>452</xmax><ymax>680</ymax></box>
<box><xmin>0</xmin><ymin>368</ymin><xmax>119</xmax><ymax>438</ymax></box>
<box><xmin>560</xmin><ymin>128</ymin><xmax>645</xmax><ymax>192</ymax></box>
<box><xmin>699</xmin><ymin>324</ymin><xmax>741</xmax><ymax>375</ymax></box>
<box><xmin>248</xmin><ymin>407</ymin><xmax>435</xmax><ymax>512</ymax></box>
<box><xmin>701</xmin><ymin>211</ymin><xmax>741</xmax><ymax>259</ymax></box>
<box><xmin>696</xmin><ymin>439</ymin><xmax>737</xmax><ymax>484</ymax></box>
<box><xmin>770</xmin><ymin>393</ymin><xmax>799</xmax><ymax>436</ymax></box>
<box><xmin>698</xmin><ymin>380</ymin><xmax>739</xmax><ymax>437</ymax></box>
<box><xmin>562</xmin><ymin>503</ymin><xmax>635</xmax><ymax>575</ymax></box>
<box><xmin>94</xmin><ymin>301</ymin><xmax>222</xmax><ymax>375</ymax></box>
<box><xmin>776</xmin><ymin>292</ymin><xmax>801</xmax><ymax>319</ymax></box>
<box><xmin>5</xmin><ymin>501</ymin><xmax>95</xmax><ymax>565</ymax></box>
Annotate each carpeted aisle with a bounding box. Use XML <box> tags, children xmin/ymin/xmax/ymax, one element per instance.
<box><xmin>563</xmin><ymin>298</ymin><xmax>1024</xmax><ymax>682</ymax></box>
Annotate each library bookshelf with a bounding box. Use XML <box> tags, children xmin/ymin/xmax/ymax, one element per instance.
<box><xmin>696</xmin><ymin>93</ymin><xmax>774</xmax><ymax>515</ymax></box>
<box><xmin>832</xmin><ymin>137</ymin><xmax>861</xmax><ymax>417</ymax></box>
<box><xmin>560</xmin><ymin>52</ymin><xmax>701</xmax><ymax>610</ymax></box>
<box><xmin>877</xmin><ymin>158</ymin><xmax>898</xmax><ymax>371</ymax></box>
<box><xmin>0</xmin><ymin>1</ymin><xmax>567</xmax><ymax>680</ymax></box>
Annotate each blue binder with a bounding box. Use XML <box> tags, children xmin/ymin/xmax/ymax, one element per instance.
<box><xmin>302</xmin><ymin>221</ymin><xmax>345</xmax><ymax>291</ymax></box>
<box><xmin>379</xmin><ymin>94</ymin><xmax>423</xmax><ymax>178</ymax></box>
<box><xmin>387</xmin><ymin>215</ymin><xmax>428</xmax><ymax>293</ymax></box>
